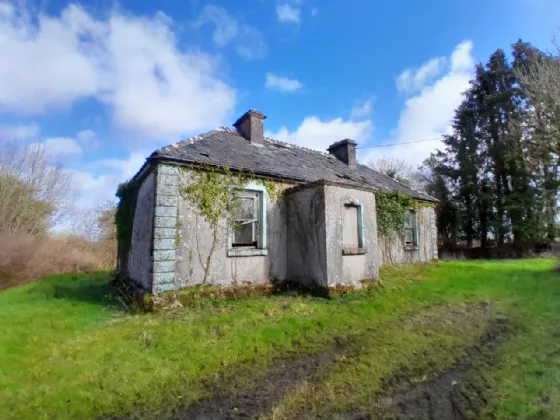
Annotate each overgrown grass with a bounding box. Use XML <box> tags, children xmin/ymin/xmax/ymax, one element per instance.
<box><xmin>0</xmin><ymin>260</ymin><xmax>559</xmax><ymax>419</ymax></box>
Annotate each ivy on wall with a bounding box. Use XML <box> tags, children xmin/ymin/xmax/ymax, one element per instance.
<box><xmin>375</xmin><ymin>191</ymin><xmax>414</xmax><ymax>238</ymax></box>
<box><xmin>178</xmin><ymin>164</ymin><xmax>284</xmax><ymax>284</ymax></box>
<box><xmin>115</xmin><ymin>179</ymin><xmax>141</xmax><ymax>267</ymax></box>
<box><xmin>376</xmin><ymin>190</ymin><xmax>436</xmax><ymax>238</ymax></box>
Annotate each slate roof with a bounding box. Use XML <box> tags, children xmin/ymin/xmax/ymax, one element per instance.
<box><xmin>150</xmin><ymin>127</ymin><xmax>437</xmax><ymax>202</ymax></box>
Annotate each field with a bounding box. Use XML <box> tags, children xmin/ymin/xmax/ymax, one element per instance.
<box><xmin>1</xmin><ymin>259</ymin><xmax>559</xmax><ymax>419</ymax></box>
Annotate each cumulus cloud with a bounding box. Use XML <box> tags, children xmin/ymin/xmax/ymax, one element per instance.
<box><xmin>396</xmin><ymin>57</ymin><xmax>447</xmax><ymax>94</ymax></box>
<box><xmin>351</xmin><ymin>99</ymin><xmax>373</xmax><ymax>119</ymax></box>
<box><xmin>195</xmin><ymin>5</ymin><xmax>266</xmax><ymax>60</ymax></box>
<box><xmin>265</xmin><ymin>117</ymin><xmax>372</xmax><ymax>152</ymax></box>
<box><xmin>0</xmin><ymin>4</ymin><xmax>237</xmax><ymax>140</ymax></box>
<box><xmin>362</xmin><ymin>40</ymin><xmax>475</xmax><ymax>166</ymax></box>
<box><xmin>276</xmin><ymin>4</ymin><xmax>301</xmax><ymax>23</ymax></box>
<box><xmin>265</xmin><ymin>73</ymin><xmax>303</xmax><ymax>92</ymax></box>
<box><xmin>38</xmin><ymin>137</ymin><xmax>83</xmax><ymax>156</ymax></box>
<box><xmin>0</xmin><ymin>123</ymin><xmax>40</xmax><ymax>141</ymax></box>
<box><xmin>69</xmin><ymin>152</ymin><xmax>148</xmax><ymax>208</ymax></box>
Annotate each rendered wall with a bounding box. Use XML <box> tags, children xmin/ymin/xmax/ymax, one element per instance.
<box><xmin>285</xmin><ymin>184</ymin><xmax>328</xmax><ymax>288</ymax></box>
<box><xmin>377</xmin><ymin>206</ymin><xmax>438</xmax><ymax>266</ymax></box>
<box><xmin>128</xmin><ymin>171</ymin><xmax>155</xmax><ymax>290</ymax></box>
<box><xmin>174</xmin><ymin>169</ymin><xmax>290</xmax><ymax>288</ymax></box>
<box><xmin>324</xmin><ymin>185</ymin><xmax>379</xmax><ymax>287</ymax></box>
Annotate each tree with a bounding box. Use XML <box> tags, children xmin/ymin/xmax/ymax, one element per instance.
<box><xmin>420</xmin><ymin>40</ymin><xmax>559</xmax><ymax>253</ymax></box>
<box><xmin>0</xmin><ymin>143</ymin><xmax>74</xmax><ymax>235</ymax></box>
<box><xmin>367</xmin><ymin>157</ymin><xmax>415</xmax><ymax>186</ymax></box>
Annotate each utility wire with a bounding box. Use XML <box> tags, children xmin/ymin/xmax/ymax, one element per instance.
<box><xmin>356</xmin><ymin>137</ymin><xmax>443</xmax><ymax>149</ymax></box>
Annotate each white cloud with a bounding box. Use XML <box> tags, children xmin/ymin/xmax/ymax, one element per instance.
<box><xmin>351</xmin><ymin>99</ymin><xmax>373</xmax><ymax>119</ymax></box>
<box><xmin>276</xmin><ymin>4</ymin><xmax>301</xmax><ymax>23</ymax></box>
<box><xmin>0</xmin><ymin>123</ymin><xmax>40</xmax><ymax>141</ymax></box>
<box><xmin>38</xmin><ymin>137</ymin><xmax>83</xmax><ymax>156</ymax></box>
<box><xmin>265</xmin><ymin>116</ymin><xmax>372</xmax><ymax>152</ymax></box>
<box><xmin>362</xmin><ymin>40</ymin><xmax>475</xmax><ymax>166</ymax></box>
<box><xmin>0</xmin><ymin>4</ymin><xmax>237</xmax><ymax>140</ymax></box>
<box><xmin>195</xmin><ymin>5</ymin><xmax>266</xmax><ymax>60</ymax></box>
<box><xmin>69</xmin><ymin>152</ymin><xmax>148</xmax><ymax>208</ymax></box>
<box><xmin>311</xmin><ymin>8</ymin><xmax>319</xmax><ymax>17</ymax></box>
<box><xmin>265</xmin><ymin>73</ymin><xmax>303</xmax><ymax>92</ymax></box>
<box><xmin>76</xmin><ymin>130</ymin><xmax>99</xmax><ymax>147</ymax></box>
<box><xmin>396</xmin><ymin>57</ymin><xmax>447</xmax><ymax>94</ymax></box>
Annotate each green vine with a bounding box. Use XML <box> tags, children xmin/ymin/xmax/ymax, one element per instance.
<box><xmin>261</xmin><ymin>179</ymin><xmax>284</xmax><ymax>202</ymax></box>
<box><xmin>115</xmin><ymin>179</ymin><xmax>141</xmax><ymax>266</ymax></box>
<box><xmin>180</xmin><ymin>165</ymin><xmax>251</xmax><ymax>230</ymax></box>
<box><xmin>375</xmin><ymin>191</ymin><xmax>414</xmax><ymax>237</ymax></box>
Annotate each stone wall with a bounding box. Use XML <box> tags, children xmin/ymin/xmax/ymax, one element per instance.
<box><xmin>377</xmin><ymin>206</ymin><xmax>438</xmax><ymax>266</ymax></box>
<box><xmin>128</xmin><ymin>171</ymin><xmax>155</xmax><ymax>290</ymax></box>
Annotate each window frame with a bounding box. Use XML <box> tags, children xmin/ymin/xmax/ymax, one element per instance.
<box><xmin>404</xmin><ymin>209</ymin><xmax>419</xmax><ymax>249</ymax></box>
<box><xmin>228</xmin><ymin>182</ymin><xmax>268</xmax><ymax>257</ymax></box>
<box><xmin>342</xmin><ymin>200</ymin><xmax>367</xmax><ymax>255</ymax></box>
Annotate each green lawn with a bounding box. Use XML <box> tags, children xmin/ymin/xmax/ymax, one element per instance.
<box><xmin>1</xmin><ymin>260</ymin><xmax>559</xmax><ymax>419</ymax></box>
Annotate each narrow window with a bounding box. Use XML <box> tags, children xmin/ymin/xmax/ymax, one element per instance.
<box><xmin>404</xmin><ymin>210</ymin><xmax>418</xmax><ymax>247</ymax></box>
<box><xmin>343</xmin><ymin>205</ymin><xmax>360</xmax><ymax>248</ymax></box>
<box><xmin>232</xmin><ymin>191</ymin><xmax>261</xmax><ymax>248</ymax></box>
<box><xmin>342</xmin><ymin>203</ymin><xmax>365</xmax><ymax>255</ymax></box>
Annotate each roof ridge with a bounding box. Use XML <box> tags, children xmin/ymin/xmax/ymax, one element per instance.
<box><xmin>263</xmin><ymin>136</ymin><xmax>334</xmax><ymax>157</ymax></box>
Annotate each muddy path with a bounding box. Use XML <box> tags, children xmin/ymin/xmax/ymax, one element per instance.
<box><xmin>172</xmin><ymin>337</ymin><xmax>348</xmax><ymax>419</ymax></box>
<box><xmin>145</xmin><ymin>304</ymin><xmax>509</xmax><ymax>420</ymax></box>
<box><xmin>351</xmin><ymin>317</ymin><xmax>511</xmax><ymax>420</ymax></box>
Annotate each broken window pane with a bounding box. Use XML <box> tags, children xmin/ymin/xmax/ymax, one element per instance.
<box><xmin>232</xmin><ymin>191</ymin><xmax>261</xmax><ymax>247</ymax></box>
<box><xmin>404</xmin><ymin>210</ymin><xmax>418</xmax><ymax>247</ymax></box>
<box><xmin>234</xmin><ymin>223</ymin><xmax>254</xmax><ymax>246</ymax></box>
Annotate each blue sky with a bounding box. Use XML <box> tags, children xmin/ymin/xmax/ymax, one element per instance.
<box><xmin>0</xmin><ymin>0</ymin><xmax>558</xmax><ymax>208</ymax></box>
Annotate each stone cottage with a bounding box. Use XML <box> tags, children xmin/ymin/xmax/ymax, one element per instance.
<box><xmin>119</xmin><ymin>110</ymin><xmax>438</xmax><ymax>294</ymax></box>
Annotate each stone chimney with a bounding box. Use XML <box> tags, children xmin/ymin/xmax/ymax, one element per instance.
<box><xmin>233</xmin><ymin>109</ymin><xmax>267</xmax><ymax>145</ymax></box>
<box><xmin>327</xmin><ymin>139</ymin><xmax>357</xmax><ymax>167</ymax></box>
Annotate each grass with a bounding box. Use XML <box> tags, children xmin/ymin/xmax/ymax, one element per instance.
<box><xmin>0</xmin><ymin>259</ymin><xmax>559</xmax><ymax>419</ymax></box>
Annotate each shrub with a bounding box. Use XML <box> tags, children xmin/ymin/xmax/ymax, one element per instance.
<box><xmin>0</xmin><ymin>233</ymin><xmax>116</xmax><ymax>289</ymax></box>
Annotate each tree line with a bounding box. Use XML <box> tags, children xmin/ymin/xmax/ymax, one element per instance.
<box><xmin>420</xmin><ymin>40</ymin><xmax>559</xmax><ymax>253</ymax></box>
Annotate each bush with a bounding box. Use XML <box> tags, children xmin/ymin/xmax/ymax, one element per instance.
<box><xmin>0</xmin><ymin>233</ymin><xmax>116</xmax><ymax>289</ymax></box>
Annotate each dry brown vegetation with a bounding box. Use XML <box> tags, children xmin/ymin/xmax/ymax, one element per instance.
<box><xmin>0</xmin><ymin>142</ymin><xmax>117</xmax><ymax>289</ymax></box>
<box><xmin>0</xmin><ymin>233</ymin><xmax>116</xmax><ymax>290</ymax></box>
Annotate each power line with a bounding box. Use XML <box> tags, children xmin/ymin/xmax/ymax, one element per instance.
<box><xmin>356</xmin><ymin>137</ymin><xmax>443</xmax><ymax>149</ymax></box>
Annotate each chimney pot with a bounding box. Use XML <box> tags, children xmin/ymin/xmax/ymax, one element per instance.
<box><xmin>327</xmin><ymin>139</ymin><xmax>357</xmax><ymax>166</ymax></box>
<box><xmin>233</xmin><ymin>109</ymin><xmax>267</xmax><ymax>145</ymax></box>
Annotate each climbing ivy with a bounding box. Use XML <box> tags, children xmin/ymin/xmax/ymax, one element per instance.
<box><xmin>178</xmin><ymin>164</ymin><xmax>285</xmax><ymax>284</ymax></box>
<box><xmin>375</xmin><ymin>191</ymin><xmax>414</xmax><ymax>237</ymax></box>
<box><xmin>115</xmin><ymin>179</ymin><xmax>141</xmax><ymax>266</ymax></box>
<box><xmin>261</xmin><ymin>179</ymin><xmax>284</xmax><ymax>202</ymax></box>
<box><xmin>180</xmin><ymin>165</ymin><xmax>251</xmax><ymax>230</ymax></box>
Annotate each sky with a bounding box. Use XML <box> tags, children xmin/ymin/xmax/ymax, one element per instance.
<box><xmin>0</xmin><ymin>0</ymin><xmax>559</xmax><ymax>209</ymax></box>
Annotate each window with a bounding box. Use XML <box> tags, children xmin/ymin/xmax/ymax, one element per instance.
<box><xmin>342</xmin><ymin>203</ymin><xmax>366</xmax><ymax>255</ymax></box>
<box><xmin>232</xmin><ymin>191</ymin><xmax>262</xmax><ymax>248</ymax></box>
<box><xmin>404</xmin><ymin>210</ymin><xmax>418</xmax><ymax>247</ymax></box>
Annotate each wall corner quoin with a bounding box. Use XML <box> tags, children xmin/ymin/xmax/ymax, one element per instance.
<box><xmin>152</xmin><ymin>163</ymin><xmax>180</xmax><ymax>292</ymax></box>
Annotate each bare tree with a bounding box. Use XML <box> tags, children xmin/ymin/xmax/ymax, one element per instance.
<box><xmin>0</xmin><ymin>142</ymin><xmax>74</xmax><ymax>235</ymax></box>
<box><xmin>367</xmin><ymin>157</ymin><xmax>416</xmax><ymax>186</ymax></box>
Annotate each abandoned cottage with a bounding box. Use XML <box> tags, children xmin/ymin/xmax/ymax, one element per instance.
<box><xmin>118</xmin><ymin>110</ymin><xmax>438</xmax><ymax>294</ymax></box>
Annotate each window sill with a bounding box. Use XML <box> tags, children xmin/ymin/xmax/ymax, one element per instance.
<box><xmin>405</xmin><ymin>246</ymin><xmax>420</xmax><ymax>252</ymax></box>
<box><xmin>342</xmin><ymin>247</ymin><xmax>368</xmax><ymax>256</ymax></box>
<box><xmin>228</xmin><ymin>248</ymin><xmax>268</xmax><ymax>257</ymax></box>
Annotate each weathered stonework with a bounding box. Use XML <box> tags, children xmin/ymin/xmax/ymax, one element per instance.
<box><xmin>152</xmin><ymin>164</ymin><xmax>180</xmax><ymax>293</ymax></box>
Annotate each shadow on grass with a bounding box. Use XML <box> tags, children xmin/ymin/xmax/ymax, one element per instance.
<box><xmin>27</xmin><ymin>271</ymin><xmax>122</xmax><ymax>309</ymax></box>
